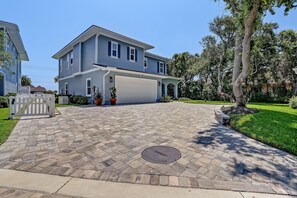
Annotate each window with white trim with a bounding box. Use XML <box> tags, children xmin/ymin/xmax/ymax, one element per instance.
<box><xmin>144</xmin><ymin>57</ymin><xmax>148</xmax><ymax>68</ymax></box>
<box><xmin>86</xmin><ymin>78</ymin><xmax>92</xmax><ymax>96</ymax></box>
<box><xmin>59</xmin><ymin>59</ymin><xmax>62</xmax><ymax>72</ymax></box>
<box><xmin>129</xmin><ymin>47</ymin><xmax>135</xmax><ymax>62</ymax></box>
<box><xmin>65</xmin><ymin>83</ymin><xmax>69</xmax><ymax>95</ymax></box>
<box><xmin>111</xmin><ymin>41</ymin><xmax>118</xmax><ymax>58</ymax></box>
<box><xmin>159</xmin><ymin>62</ymin><xmax>164</xmax><ymax>74</ymax></box>
<box><xmin>70</xmin><ymin>51</ymin><xmax>73</xmax><ymax>65</ymax></box>
<box><xmin>67</xmin><ymin>54</ymin><xmax>70</xmax><ymax>69</ymax></box>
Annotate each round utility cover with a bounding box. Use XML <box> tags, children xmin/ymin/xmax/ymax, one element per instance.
<box><xmin>141</xmin><ymin>146</ymin><xmax>181</xmax><ymax>164</ymax></box>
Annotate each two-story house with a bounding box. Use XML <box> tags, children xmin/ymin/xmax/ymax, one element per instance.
<box><xmin>53</xmin><ymin>25</ymin><xmax>180</xmax><ymax>104</ymax></box>
<box><xmin>0</xmin><ymin>20</ymin><xmax>29</xmax><ymax>96</ymax></box>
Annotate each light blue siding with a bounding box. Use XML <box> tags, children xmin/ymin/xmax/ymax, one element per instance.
<box><xmin>82</xmin><ymin>36</ymin><xmax>95</xmax><ymax>72</ymax></box>
<box><xmin>145</xmin><ymin>56</ymin><xmax>167</xmax><ymax>75</ymax></box>
<box><xmin>98</xmin><ymin>35</ymin><xmax>144</xmax><ymax>72</ymax></box>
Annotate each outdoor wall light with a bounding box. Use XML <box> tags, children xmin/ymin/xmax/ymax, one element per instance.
<box><xmin>158</xmin><ymin>82</ymin><xmax>161</xmax><ymax>86</ymax></box>
<box><xmin>109</xmin><ymin>76</ymin><xmax>113</xmax><ymax>83</ymax></box>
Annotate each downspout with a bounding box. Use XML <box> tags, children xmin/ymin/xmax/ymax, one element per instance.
<box><xmin>102</xmin><ymin>70</ymin><xmax>110</xmax><ymax>105</ymax></box>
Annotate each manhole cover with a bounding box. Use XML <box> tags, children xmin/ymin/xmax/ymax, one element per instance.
<box><xmin>141</xmin><ymin>146</ymin><xmax>181</xmax><ymax>164</ymax></box>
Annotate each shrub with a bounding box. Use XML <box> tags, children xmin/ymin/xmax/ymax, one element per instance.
<box><xmin>5</xmin><ymin>93</ymin><xmax>16</xmax><ymax>97</ymax></box>
<box><xmin>160</xmin><ymin>96</ymin><xmax>172</xmax><ymax>103</ymax></box>
<box><xmin>76</xmin><ymin>96</ymin><xmax>89</xmax><ymax>105</ymax></box>
<box><xmin>0</xmin><ymin>96</ymin><xmax>9</xmax><ymax>108</ymax></box>
<box><xmin>289</xmin><ymin>96</ymin><xmax>297</xmax><ymax>109</ymax></box>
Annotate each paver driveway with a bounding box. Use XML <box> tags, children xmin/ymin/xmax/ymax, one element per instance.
<box><xmin>0</xmin><ymin>102</ymin><xmax>296</xmax><ymax>195</ymax></box>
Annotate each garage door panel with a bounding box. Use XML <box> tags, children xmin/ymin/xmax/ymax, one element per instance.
<box><xmin>115</xmin><ymin>75</ymin><xmax>157</xmax><ymax>104</ymax></box>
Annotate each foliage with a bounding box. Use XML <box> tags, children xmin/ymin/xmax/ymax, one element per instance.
<box><xmin>230</xmin><ymin>103</ymin><xmax>297</xmax><ymax>155</ymax></box>
<box><xmin>21</xmin><ymin>75</ymin><xmax>32</xmax><ymax>86</ymax></box>
<box><xmin>5</xmin><ymin>93</ymin><xmax>16</xmax><ymax>97</ymax></box>
<box><xmin>69</xmin><ymin>95</ymin><xmax>89</xmax><ymax>105</ymax></box>
<box><xmin>0</xmin><ymin>30</ymin><xmax>12</xmax><ymax>70</ymax></box>
<box><xmin>95</xmin><ymin>91</ymin><xmax>102</xmax><ymax>99</ymax></box>
<box><xmin>0</xmin><ymin>96</ymin><xmax>9</xmax><ymax>108</ymax></box>
<box><xmin>0</xmin><ymin>108</ymin><xmax>18</xmax><ymax>145</ymax></box>
<box><xmin>160</xmin><ymin>96</ymin><xmax>172</xmax><ymax>103</ymax></box>
<box><xmin>54</xmin><ymin>76</ymin><xmax>59</xmax><ymax>83</ymax></box>
<box><xmin>110</xmin><ymin>87</ymin><xmax>117</xmax><ymax>99</ymax></box>
<box><xmin>289</xmin><ymin>96</ymin><xmax>297</xmax><ymax>109</ymax></box>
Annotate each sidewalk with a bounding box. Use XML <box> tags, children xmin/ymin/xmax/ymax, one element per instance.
<box><xmin>0</xmin><ymin>169</ymin><xmax>294</xmax><ymax>198</ymax></box>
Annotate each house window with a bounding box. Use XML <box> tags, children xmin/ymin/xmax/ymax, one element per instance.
<box><xmin>129</xmin><ymin>47</ymin><xmax>135</xmax><ymax>62</ymax></box>
<box><xmin>65</xmin><ymin>83</ymin><xmax>69</xmax><ymax>95</ymax></box>
<box><xmin>67</xmin><ymin>54</ymin><xmax>70</xmax><ymax>69</ymax></box>
<box><xmin>59</xmin><ymin>59</ymin><xmax>62</xmax><ymax>72</ymax></box>
<box><xmin>144</xmin><ymin>57</ymin><xmax>148</xmax><ymax>68</ymax></box>
<box><xmin>159</xmin><ymin>62</ymin><xmax>164</xmax><ymax>74</ymax></box>
<box><xmin>70</xmin><ymin>51</ymin><xmax>73</xmax><ymax>65</ymax></box>
<box><xmin>86</xmin><ymin>78</ymin><xmax>92</xmax><ymax>96</ymax></box>
<box><xmin>111</xmin><ymin>41</ymin><xmax>118</xmax><ymax>58</ymax></box>
<box><xmin>60</xmin><ymin>88</ymin><xmax>63</xmax><ymax>94</ymax></box>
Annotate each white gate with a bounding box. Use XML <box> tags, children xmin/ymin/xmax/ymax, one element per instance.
<box><xmin>9</xmin><ymin>94</ymin><xmax>55</xmax><ymax>119</ymax></box>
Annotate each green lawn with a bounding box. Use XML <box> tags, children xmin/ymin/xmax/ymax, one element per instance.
<box><xmin>55</xmin><ymin>103</ymin><xmax>80</xmax><ymax>107</ymax></box>
<box><xmin>231</xmin><ymin>103</ymin><xmax>297</xmax><ymax>155</ymax></box>
<box><xmin>0</xmin><ymin>108</ymin><xmax>18</xmax><ymax>145</ymax></box>
<box><xmin>179</xmin><ymin>99</ymin><xmax>234</xmax><ymax>105</ymax></box>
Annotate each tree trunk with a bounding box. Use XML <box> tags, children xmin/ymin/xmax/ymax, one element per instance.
<box><xmin>233</xmin><ymin>0</ymin><xmax>260</xmax><ymax>107</ymax></box>
<box><xmin>232</xmin><ymin>33</ymin><xmax>245</xmax><ymax>106</ymax></box>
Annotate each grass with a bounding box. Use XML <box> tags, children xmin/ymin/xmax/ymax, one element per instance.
<box><xmin>230</xmin><ymin>103</ymin><xmax>297</xmax><ymax>155</ymax></box>
<box><xmin>55</xmin><ymin>103</ymin><xmax>80</xmax><ymax>107</ymax></box>
<box><xmin>0</xmin><ymin>108</ymin><xmax>18</xmax><ymax>145</ymax></box>
<box><xmin>179</xmin><ymin>99</ymin><xmax>234</xmax><ymax>105</ymax></box>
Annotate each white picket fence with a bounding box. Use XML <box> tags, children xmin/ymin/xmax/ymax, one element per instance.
<box><xmin>9</xmin><ymin>94</ymin><xmax>55</xmax><ymax>119</ymax></box>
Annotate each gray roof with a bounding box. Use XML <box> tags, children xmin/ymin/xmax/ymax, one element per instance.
<box><xmin>0</xmin><ymin>20</ymin><xmax>29</xmax><ymax>61</ymax></box>
<box><xmin>145</xmin><ymin>51</ymin><xmax>169</xmax><ymax>62</ymax></box>
<box><xmin>53</xmin><ymin>25</ymin><xmax>155</xmax><ymax>59</ymax></box>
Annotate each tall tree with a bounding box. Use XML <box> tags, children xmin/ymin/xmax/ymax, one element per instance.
<box><xmin>221</xmin><ymin>0</ymin><xmax>297</xmax><ymax>107</ymax></box>
<box><xmin>21</xmin><ymin>75</ymin><xmax>32</xmax><ymax>86</ymax></box>
<box><xmin>0</xmin><ymin>30</ymin><xmax>12</xmax><ymax>70</ymax></box>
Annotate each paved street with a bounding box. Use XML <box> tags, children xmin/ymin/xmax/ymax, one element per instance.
<box><xmin>0</xmin><ymin>102</ymin><xmax>296</xmax><ymax>195</ymax></box>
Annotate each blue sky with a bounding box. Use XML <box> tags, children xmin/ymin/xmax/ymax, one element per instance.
<box><xmin>1</xmin><ymin>0</ymin><xmax>296</xmax><ymax>91</ymax></box>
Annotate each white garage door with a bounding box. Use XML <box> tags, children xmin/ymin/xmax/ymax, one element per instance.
<box><xmin>115</xmin><ymin>75</ymin><xmax>157</xmax><ymax>104</ymax></box>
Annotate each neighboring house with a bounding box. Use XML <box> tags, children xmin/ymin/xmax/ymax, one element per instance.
<box><xmin>0</xmin><ymin>20</ymin><xmax>29</xmax><ymax>96</ymax></box>
<box><xmin>52</xmin><ymin>25</ymin><xmax>180</xmax><ymax>104</ymax></box>
<box><xmin>30</xmin><ymin>85</ymin><xmax>47</xmax><ymax>93</ymax></box>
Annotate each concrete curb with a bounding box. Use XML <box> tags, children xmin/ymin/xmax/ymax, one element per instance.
<box><xmin>0</xmin><ymin>169</ymin><xmax>295</xmax><ymax>198</ymax></box>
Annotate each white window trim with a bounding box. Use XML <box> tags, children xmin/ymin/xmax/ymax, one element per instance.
<box><xmin>129</xmin><ymin>47</ymin><xmax>135</xmax><ymax>62</ymax></box>
<box><xmin>144</xmin><ymin>57</ymin><xmax>148</xmax><ymax>68</ymax></box>
<box><xmin>159</xmin><ymin>62</ymin><xmax>164</xmax><ymax>74</ymax></box>
<box><xmin>67</xmin><ymin>54</ymin><xmax>70</xmax><ymax>69</ymax></box>
<box><xmin>86</xmin><ymin>78</ymin><xmax>92</xmax><ymax>96</ymax></box>
<box><xmin>111</xmin><ymin>41</ymin><xmax>118</xmax><ymax>59</ymax></box>
<box><xmin>65</xmin><ymin>82</ymin><xmax>68</xmax><ymax>95</ymax></box>
<box><xmin>70</xmin><ymin>51</ymin><xmax>74</xmax><ymax>65</ymax></box>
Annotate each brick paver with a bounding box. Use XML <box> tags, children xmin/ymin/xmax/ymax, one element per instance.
<box><xmin>0</xmin><ymin>102</ymin><xmax>296</xmax><ymax>195</ymax></box>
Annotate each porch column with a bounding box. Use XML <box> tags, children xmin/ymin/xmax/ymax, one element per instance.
<box><xmin>174</xmin><ymin>84</ymin><xmax>178</xmax><ymax>98</ymax></box>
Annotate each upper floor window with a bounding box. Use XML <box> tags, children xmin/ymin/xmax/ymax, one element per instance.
<box><xmin>70</xmin><ymin>51</ymin><xmax>73</xmax><ymax>65</ymax></box>
<box><xmin>159</xmin><ymin>62</ymin><xmax>164</xmax><ymax>74</ymax></box>
<box><xmin>144</xmin><ymin>57</ymin><xmax>148</xmax><ymax>68</ymax></box>
<box><xmin>67</xmin><ymin>54</ymin><xmax>70</xmax><ymax>69</ymax></box>
<box><xmin>129</xmin><ymin>47</ymin><xmax>135</xmax><ymax>62</ymax></box>
<box><xmin>111</xmin><ymin>41</ymin><xmax>118</xmax><ymax>58</ymax></box>
<box><xmin>59</xmin><ymin>59</ymin><xmax>62</xmax><ymax>72</ymax></box>
<box><xmin>86</xmin><ymin>78</ymin><xmax>92</xmax><ymax>96</ymax></box>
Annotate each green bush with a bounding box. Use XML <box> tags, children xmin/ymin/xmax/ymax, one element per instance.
<box><xmin>0</xmin><ymin>97</ymin><xmax>9</xmax><ymax>108</ymax></box>
<box><xmin>160</xmin><ymin>96</ymin><xmax>172</xmax><ymax>103</ymax></box>
<box><xmin>289</xmin><ymin>96</ymin><xmax>297</xmax><ymax>109</ymax></box>
<box><xmin>5</xmin><ymin>93</ymin><xmax>16</xmax><ymax>97</ymax></box>
<box><xmin>69</xmin><ymin>95</ymin><xmax>89</xmax><ymax>105</ymax></box>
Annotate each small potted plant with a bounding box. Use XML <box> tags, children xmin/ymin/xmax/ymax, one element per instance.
<box><xmin>110</xmin><ymin>87</ymin><xmax>117</xmax><ymax>105</ymax></box>
<box><xmin>95</xmin><ymin>91</ymin><xmax>102</xmax><ymax>106</ymax></box>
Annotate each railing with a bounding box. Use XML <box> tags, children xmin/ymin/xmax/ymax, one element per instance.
<box><xmin>9</xmin><ymin>94</ymin><xmax>55</xmax><ymax>119</ymax></box>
